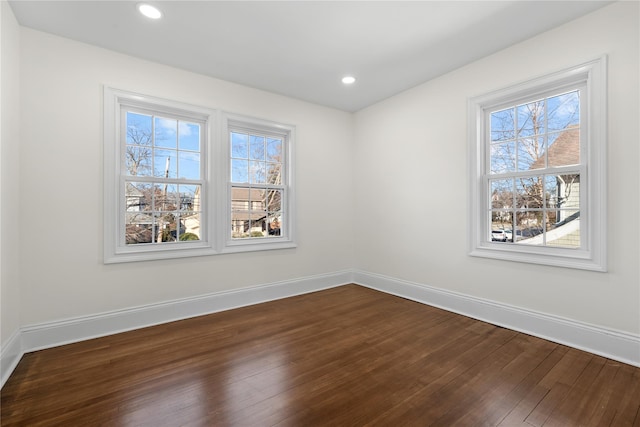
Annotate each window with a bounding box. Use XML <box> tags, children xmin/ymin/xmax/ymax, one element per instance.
<box><xmin>468</xmin><ymin>58</ymin><xmax>607</xmax><ymax>271</ymax></box>
<box><xmin>221</xmin><ymin>113</ymin><xmax>296</xmax><ymax>253</ymax></box>
<box><xmin>104</xmin><ymin>88</ymin><xmax>217</xmax><ymax>263</ymax></box>
<box><xmin>105</xmin><ymin>89</ymin><xmax>296</xmax><ymax>262</ymax></box>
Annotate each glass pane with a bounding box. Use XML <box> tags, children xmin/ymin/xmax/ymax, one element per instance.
<box><xmin>179</xmin><ymin>213</ymin><xmax>201</xmax><ymax>241</ymax></box>
<box><xmin>125</xmin><ymin>213</ymin><xmax>154</xmax><ymax>244</ymax></box>
<box><xmin>266</xmin><ymin>189</ymin><xmax>282</xmax><ymax>212</ymax></box>
<box><xmin>125</xmin><ymin>146</ymin><xmax>152</xmax><ymax>176</ymax></box>
<box><xmin>179</xmin><ymin>185</ymin><xmax>200</xmax><ymax>212</ymax></box>
<box><xmin>491</xmin><ymin>211</ymin><xmax>513</xmax><ymax>242</ymax></box>
<box><xmin>554</xmin><ymin>173</ymin><xmax>580</xmax><ymax>211</ymax></box>
<box><xmin>266</xmin><ymin>138</ymin><xmax>282</xmax><ymax>162</ymax></box>
<box><xmin>249</xmin><ymin>135</ymin><xmax>265</xmax><ymax>161</ymax></box>
<box><xmin>154</xmin><ymin>117</ymin><xmax>177</xmax><ymax>149</ymax></box>
<box><xmin>125</xmin><ymin>182</ymin><xmax>152</xmax><ymax>212</ymax></box>
<box><xmin>154</xmin><ymin>149</ymin><xmax>177</xmax><ymax>178</ymax></box>
<box><xmin>515</xmin><ymin>211</ymin><xmax>544</xmax><ymax>245</ymax></box>
<box><xmin>516</xmin><ymin>176</ymin><xmax>543</xmax><ymax>209</ymax></box>
<box><xmin>231</xmin><ymin>159</ymin><xmax>248</xmax><ymax>183</ymax></box>
<box><xmin>547</xmin><ymin>90</ymin><xmax>579</xmax><ymax>131</ymax></box>
<box><xmin>178</xmin><ymin>122</ymin><xmax>200</xmax><ymax>151</ymax></box>
<box><xmin>231</xmin><ymin>132</ymin><xmax>248</xmax><ymax>159</ymax></box>
<box><xmin>548</xmin><ymin>128</ymin><xmax>580</xmax><ymax>167</ymax></box>
<box><xmin>155</xmin><ymin>184</ymin><xmax>178</xmax><ymax>211</ymax></box>
<box><xmin>517</xmin><ymin>137</ymin><xmax>545</xmax><ymax>171</ymax></box>
<box><xmin>491</xmin><ymin>108</ymin><xmax>515</xmax><ymax>142</ymax></box>
<box><xmin>268</xmin><ymin>214</ymin><xmax>282</xmax><ymax>236</ymax></box>
<box><xmin>544</xmin><ymin>175</ymin><xmax>559</xmax><ymax>209</ymax></box>
<box><xmin>249</xmin><ymin>217</ymin><xmax>267</xmax><ymax>238</ymax></box>
<box><xmin>490</xmin><ymin>141</ymin><xmax>515</xmax><ymax>174</ymax></box>
<box><xmin>178</xmin><ymin>151</ymin><xmax>200</xmax><ymax>180</ymax></box>
<box><xmin>156</xmin><ymin>212</ymin><xmax>179</xmax><ymax>242</ymax></box>
<box><xmin>547</xmin><ymin>211</ymin><xmax>580</xmax><ymax>248</ymax></box>
<box><xmin>249</xmin><ymin>161</ymin><xmax>266</xmax><ymax>184</ymax></box>
<box><xmin>490</xmin><ymin>178</ymin><xmax>513</xmax><ymax>209</ymax></box>
<box><xmin>517</xmin><ymin>100</ymin><xmax>545</xmax><ymax>137</ymax></box>
<box><xmin>266</xmin><ymin>163</ymin><xmax>282</xmax><ymax>185</ymax></box>
<box><xmin>126</xmin><ymin>112</ymin><xmax>152</xmax><ymax>146</ymax></box>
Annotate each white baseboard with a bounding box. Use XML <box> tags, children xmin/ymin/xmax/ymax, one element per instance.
<box><xmin>3</xmin><ymin>268</ymin><xmax>638</xmax><ymax>389</ymax></box>
<box><xmin>1</xmin><ymin>330</ymin><xmax>23</xmax><ymax>389</ymax></box>
<box><xmin>1</xmin><ymin>270</ymin><xmax>352</xmax><ymax>388</ymax></box>
<box><xmin>353</xmin><ymin>270</ymin><xmax>640</xmax><ymax>368</ymax></box>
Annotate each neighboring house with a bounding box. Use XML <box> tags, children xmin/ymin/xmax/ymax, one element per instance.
<box><xmin>231</xmin><ymin>188</ymin><xmax>268</xmax><ymax>237</ymax></box>
<box><xmin>523</xmin><ymin>125</ymin><xmax>580</xmax><ymax>247</ymax></box>
<box><xmin>231</xmin><ymin>187</ymin><xmax>281</xmax><ymax>238</ymax></box>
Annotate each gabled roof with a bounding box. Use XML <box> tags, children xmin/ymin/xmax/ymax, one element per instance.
<box><xmin>531</xmin><ymin>125</ymin><xmax>579</xmax><ymax>169</ymax></box>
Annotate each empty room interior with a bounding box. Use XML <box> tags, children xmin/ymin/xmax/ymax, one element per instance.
<box><xmin>1</xmin><ymin>1</ymin><xmax>639</xmax><ymax>425</ymax></box>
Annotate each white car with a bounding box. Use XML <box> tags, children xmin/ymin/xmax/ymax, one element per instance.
<box><xmin>491</xmin><ymin>230</ymin><xmax>508</xmax><ymax>242</ymax></box>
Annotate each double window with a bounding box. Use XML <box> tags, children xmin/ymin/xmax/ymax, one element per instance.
<box><xmin>104</xmin><ymin>88</ymin><xmax>295</xmax><ymax>263</ymax></box>
<box><xmin>468</xmin><ymin>58</ymin><xmax>607</xmax><ymax>271</ymax></box>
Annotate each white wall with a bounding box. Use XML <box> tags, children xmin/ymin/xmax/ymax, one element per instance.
<box><xmin>18</xmin><ymin>28</ymin><xmax>355</xmax><ymax>326</ymax></box>
<box><xmin>353</xmin><ymin>2</ymin><xmax>639</xmax><ymax>336</ymax></box>
<box><xmin>1</xmin><ymin>0</ymin><xmax>22</xmax><ymax>353</ymax></box>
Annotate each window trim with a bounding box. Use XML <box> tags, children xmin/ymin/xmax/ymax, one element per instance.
<box><xmin>104</xmin><ymin>87</ymin><xmax>218</xmax><ymax>263</ymax></box>
<box><xmin>219</xmin><ymin>112</ymin><xmax>297</xmax><ymax>254</ymax></box>
<box><xmin>468</xmin><ymin>57</ymin><xmax>607</xmax><ymax>271</ymax></box>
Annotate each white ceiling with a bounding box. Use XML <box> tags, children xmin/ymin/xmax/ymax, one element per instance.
<box><xmin>9</xmin><ymin>1</ymin><xmax>611</xmax><ymax>112</ymax></box>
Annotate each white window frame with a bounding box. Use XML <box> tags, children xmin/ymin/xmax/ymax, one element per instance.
<box><xmin>468</xmin><ymin>57</ymin><xmax>607</xmax><ymax>271</ymax></box>
<box><xmin>220</xmin><ymin>112</ymin><xmax>296</xmax><ymax>253</ymax></box>
<box><xmin>104</xmin><ymin>87</ymin><xmax>217</xmax><ymax>263</ymax></box>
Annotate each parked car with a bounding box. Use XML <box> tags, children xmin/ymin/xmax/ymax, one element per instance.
<box><xmin>491</xmin><ymin>230</ymin><xmax>508</xmax><ymax>242</ymax></box>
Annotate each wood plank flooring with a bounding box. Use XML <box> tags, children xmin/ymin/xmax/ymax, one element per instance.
<box><xmin>2</xmin><ymin>284</ymin><xmax>639</xmax><ymax>426</ymax></box>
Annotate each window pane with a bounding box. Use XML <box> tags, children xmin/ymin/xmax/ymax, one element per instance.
<box><xmin>179</xmin><ymin>185</ymin><xmax>200</xmax><ymax>212</ymax></box>
<box><xmin>126</xmin><ymin>112</ymin><xmax>152</xmax><ymax>146</ymax></box>
<box><xmin>517</xmin><ymin>100</ymin><xmax>545</xmax><ymax>137</ymax></box>
<box><xmin>125</xmin><ymin>146</ymin><xmax>152</xmax><ymax>176</ymax></box>
<box><xmin>179</xmin><ymin>122</ymin><xmax>200</xmax><ymax>151</ymax></box>
<box><xmin>515</xmin><ymin>211</ymin><xmax>544</xmax><ymax>245</ymax></box>
<box><xmin>517</xmin><ymin>137</ymin><xmax>545</xmax><ymax>171</ymax></box>
<box><xmin>180</xmin><ymin>213</ymin><xmax>201</xmax><ymax>241</ymax></box>
<box><xmin>554</xmin><ymin>173</ymin><xmax>580</xmax><ymax>211</ymax></box>
<box><xmin>266</xmin><ymin>163</ymin><xmax>282</xmax><ymax>185</ymax></box>
<box><xmin>231</xmin><ymin>159</ymin><xmax>248</xmax><ymax>183</ymax></box>
<box><xmin>266</xmin><ymin>138</ymin><xmax>282</xmax><ymax>162</ymax></box>
<box><xmin>231</xmin><ymin>132</ymin><xmax>248</xmax><ymax>158</ymax></box>
<box><xmin>268</xmin><ymin>215</ymin><xmax>282</xmax><ymax>236</ymax></box>
<box><xmin>154</xmin><ymin>149</ymin><xmax>177</xmax><ymax>178</ymax></box>
<box><xmin>491</xmin><ymin>211</ymin><xmax>513</xmax><ymax>242</ymax></box>
<box><xmin>155</xmin><ymin>183</ymin><xmax>178</xmax><ymax>211</ymax></box>
<box><xmin>490</xmin><ymin>141</ymin><xmax>515</xmax><ymax>174</ymax></box>
<box><xmin>547</xmin><ymin>211</ymin><xmax>580</xmax><ymax>248</ymax></box>
<box><xmin>547</xmin><ymin>91</ymin><xmax>579</xmax><ymax>131</ymax></box>
<box><xmin>178</xmin><ymin>151</ymin><xmax>200</xmax><ymax>180</ymax></box>
<box><xmin>155</xmin><ymin>212</ymin><xmax>178</xmax><ymax>242</ymax></box>
<box><xmin>548</xmin><ymin>127</ymin><xmax>580</xmax><ymax>167</ymax></box>
<box><xmin>266</xmin><ymin>189</ymin><xmax>282</xmax><ymax>212</ymax></box>
<box><xmin>249</xmin><ymin>161</ymin><xmax>266</xmax><ymax>184</ymax></box>
<box><xmin>249</xmin><ymin>135</ymin><xmax>265</xmax><ymax>161</ymax></box>
<box><xmin>516</xmin><ymin>176</ymin><xmax>543</xmax><ymax>208</ymax></box>
<box><xmin>490</xmin><ymin>178</ymin><xmax>513</xmax><ymax>209</ymax></box>
<box><xmin>154</xmin><ymin>117</ymin><xmax>177</xmax><ymax>149</ymax></box>
<box><xmin>125</xmin><ymin>182</ymin><xmax>152</xmax><ymax>211</ymax></box>
<box><xmin>490</xmin><ymin>108</ymin><xmax>514</xmax><ymax>142</ymax></box>
<box><xmin>125</xmin><ymin>213</ymin><xmax>154</xmax><ymax>244</ymax></box>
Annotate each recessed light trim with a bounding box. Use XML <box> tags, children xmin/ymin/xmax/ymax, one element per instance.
<box><xmin>342</xmin><ymin>76</ymin><xmax>356</xmax><ymax>85</ymax></box>
<box><xmin>137</xmin><ymin>3</ymin><xmax>163</xmax><ymax>19</ymax></box>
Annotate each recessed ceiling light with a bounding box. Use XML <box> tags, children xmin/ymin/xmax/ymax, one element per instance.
<box><xmin>137</xmin><ymin>3</ymin><xmax>162</xmax><ymax>19</ymax></box>
<box><xmin>342</xmin><ymin>76</ymin><xmax>356</xmax><ymax>85</ymax></box>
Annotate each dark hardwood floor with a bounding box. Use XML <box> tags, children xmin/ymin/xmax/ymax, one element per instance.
<box><xmin>2</xmin><ymin>284</ymin><xmax>639</xmax><ymax>426</ymax></box>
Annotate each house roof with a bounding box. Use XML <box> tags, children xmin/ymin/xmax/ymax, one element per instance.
<box><xmin>531</xmin><ymin>125</ymin><xmax>579</xmax><ymax>169</ymax></box>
